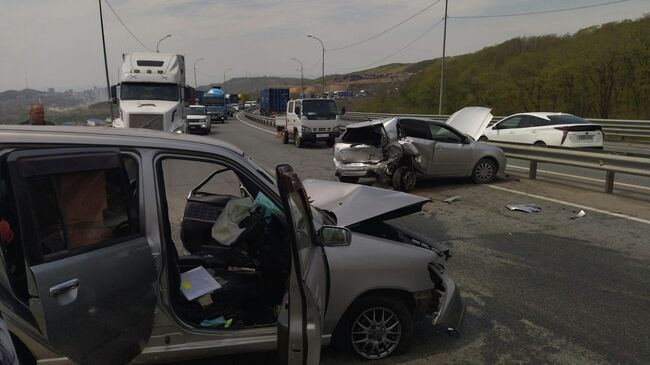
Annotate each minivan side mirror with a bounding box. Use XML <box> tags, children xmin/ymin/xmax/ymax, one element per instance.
<box><xmin>295</xmin><ymin>107</ymin><xmax>301</xmax><ymax>116</ymax></box>
<box><xmin>340</xmin><ymin>106</ymin><xmax>346</xmax><ymax>115</ymax></box>
<box><xmin>318</xmin><ymin>226</ymin><xmax>351</xmax><ymax>247</ymax></box>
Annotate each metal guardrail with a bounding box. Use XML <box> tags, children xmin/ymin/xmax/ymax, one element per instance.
<box><xmin>242</xmin><ymin>111</ymin><xmax>276</xmax><ymax>127</ymax></box>
<box><xmin>342</xmin><ymin>112</ymin><xmax>650</xmax><ymax>143</ymax></box>
<box><xmin>491</xmin><ymin>142</ymin><xmax>650</xmax><ymax>193</ymax></box>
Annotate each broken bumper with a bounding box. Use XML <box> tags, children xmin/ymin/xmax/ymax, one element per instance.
<box><xmin>425</xmin><ymin>263</ymin><xmax>465</xmax><ymax>333</ymax></box>
<box><xmin>334</xmin><ymin>159</ymin><xmax>387</xmax><ymax>178</ymax></box>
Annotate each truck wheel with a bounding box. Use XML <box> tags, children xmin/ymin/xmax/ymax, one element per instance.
<box><xmin>326</xmin><ymin>138</ymin><xmax>335</xmax><ymax>147</ymax></box>
<box><xmin>282</xmin><ymin>131</ymin><xmax>289</xmax><ymax>144</ymax></box>
<box><xmin>392</xmin><ymin>167</ymin><xmax>417</xmax><ymax>192</ymax></box>
<box><xmin>335</xmin><ymin>295</ymin><xmax>413</xmax><ymax>360</ymax></box>
<box><xmin>295</xmin><ymin>134</ymin><xmax>304</xmax><ymax>148</ymax></box>
<box><xmin>338</xmin><ymin>176</ymin><xmax>359</xmax><ymax>184</ymax></box>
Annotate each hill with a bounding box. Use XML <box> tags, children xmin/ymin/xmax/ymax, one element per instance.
<box><xmin>352</xmin><ymin>16</ymin><xmax>650</xmax><ymax>119</ymax></box>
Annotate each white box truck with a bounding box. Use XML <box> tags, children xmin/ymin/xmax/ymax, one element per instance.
<box><xmin>277</xmin><ymin>98</ymin><xmax>345</xmax><ymax>148</ymax></box>
<box><xmin>111</xmin><ymin>52</ymin><xmax>192</xmax><ymax>133</ymax></box>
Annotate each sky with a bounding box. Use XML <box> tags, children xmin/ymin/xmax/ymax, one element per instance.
<box><xmin>0</xmin><ymin>0</ymin><xmax>647</xmax><ymax>91</ymax></box>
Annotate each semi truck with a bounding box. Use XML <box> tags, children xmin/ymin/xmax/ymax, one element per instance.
<box><xmin>259</xmin><ymin>88</ymin><xmax>289</xmax><ymax>116</ymax></box>
<box><xmin>203</xmin><ymin>86</ymin><xmax>227</xmax><ymax>122</ymax></box>
<box><xmin>111</xmin><ymin>52</ymin><xmax>193</xmax><ymax>133</ymax></box>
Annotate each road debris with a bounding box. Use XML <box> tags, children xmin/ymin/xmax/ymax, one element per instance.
<box><xmin>505</xmin><ymin>203</ymin><xmax>542</xmax><ymax>213</ymax></box>
<box><xmin>571</xmin><ymin>210</ymin><xmax>586</xmax><ymax>219</ymax></box>
<box><xmin>443</xmin><ymin>195</ymin><xmax>462</xmax><ymax>204</ymax></box>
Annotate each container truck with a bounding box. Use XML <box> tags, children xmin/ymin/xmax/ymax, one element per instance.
<box><xmin>259</xmin><ymin>88</ymin><xmax>289</xmax><ymax>116</ymax></box>
<box><xmin>203</xmin><ymin>86</ymin><xmax>227</xmax><ymax>122</ymax></box>
<box><xmin>111</xmin><ymin>52</ymin><xmax>193</xmax><ymax>133</ymax></box>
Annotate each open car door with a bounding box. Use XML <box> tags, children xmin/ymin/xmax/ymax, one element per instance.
<box><xmin>276</xmin><ymin>164</ymin><xmax>328</xmax><ymax>365</ymax></box>
<box><xmin>7</xmin><ymin>148</ymin><xmax>157</xmax><ymax>365</ymax></box>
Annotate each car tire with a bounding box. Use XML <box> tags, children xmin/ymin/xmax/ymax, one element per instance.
<box><xmin>533</xmin><ymin>141</ymin><xmax>547</xmax><ymax>147</ymax></box>
<box><xmin>478</xmin><ymin>135</ymin><xmax>489</xmax><ymax>142</ymax></box>
<box><xmin>337</xmin><ymin>295</ymin><xmax>414</xmax><ymax>360</ymax></box>
<box><xmin>392</xmin><ymin>166</ymin><xmax>417</xmax><ymax>192</ymax></box>
<box><xmin>282</xmin><ymin>131</ymin><xmax>289</xmax><ymax>144</ymax></box>
<box><xmin>472</xmin><ymin>158</ymin><xmax>497</xmax><ymax>184</ymax></box>
<box><xmin>295</xmin><ymin>133</ymin><xmax>304</xmax><ymax>148</ymax></box>
<box><xmin>338</xmin><ymin>176</ymin><xmax>359</xmax><ymax>184</ymax></box>
<box><xmin>326</xmin><ymin>139</ymin><xmax>335</xmax><ymax>147</ymax></box>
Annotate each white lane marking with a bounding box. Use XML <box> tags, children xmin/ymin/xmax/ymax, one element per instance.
<box><xmin>235</xmin><ymin>113</ymin><xmax>276</xmax><ymax>135</ymax></box>
<box><xmin>506</xmin><ymin>165</ymin><xmax>650</xmax><ymax>192</ymax></box>
<box><xmin>487</xmin><ymin>184</ymin><xmax>650</xmax><ymax>225</ymax></box>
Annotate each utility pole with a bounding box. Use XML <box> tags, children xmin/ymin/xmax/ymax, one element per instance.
<box><xmin>438</xmin><ymin>0</ymin><xmax>448</xmax><ymax>115</ymax></box>
<box><xmin>307</xmin><ymin>35</ymin><xmax>325</xmax><ymax>97</ymax></box>
<box><xmin>291</xmin><ymin>57</ymin><xmax>304</xmax><ymax>97</ymax></box>
<box><xmin>98</xmin><ymin>0</ymin><xmax>114</xmax><ymax>122</ymax></box>
<box><xmin>223</xmin><ymin>67</ymin><xmax>232</xmax><ymax>88</ymax></box>
<box><xmin>193</xmin><ymin>57</ymin><xmax>205</xmax><ymax>89</ymax></box>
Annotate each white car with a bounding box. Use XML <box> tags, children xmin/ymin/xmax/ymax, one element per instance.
<box><xmin>185</xmin><ymin>105</ymin><xmax>211</xmax><ymax>135</ymax></box>
<box><xmin>480</xmin><ymin>112</ymin><xmax>604</xmax><ymax>148</ymax></box>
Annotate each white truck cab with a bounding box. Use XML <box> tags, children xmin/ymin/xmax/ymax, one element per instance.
<box><xmin>277</xmin><ymin>98</ymin><xmax>344</xmax><ymax>148</ymax></box>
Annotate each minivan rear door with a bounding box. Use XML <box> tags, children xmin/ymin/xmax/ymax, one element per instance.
<box><xmin>276</xmin><ymin>164</ymin><xmax>328</xmax><ymax>364</ymax></box>
<box><xmin>7</xmin><ymin>148</ymin><xmax>156</xmax><ymax>365</ymax></box>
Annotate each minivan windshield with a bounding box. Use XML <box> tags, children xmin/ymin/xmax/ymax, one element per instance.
<box><xmin>121</xmin><ymin>82</ymin><xmax>179</xmax><ymax>101</ymax></box>
<box><xmin>302</xmin><ymin>100</ymin><xmax>338</xmax><ymax>118</ymax></box>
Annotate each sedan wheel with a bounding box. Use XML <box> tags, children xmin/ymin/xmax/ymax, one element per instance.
<box><xmin>392</xmin><ymin>166</ymin><xmax>417</xmax><ymax>192</ymax></box>
<box><xmin>472</xmin><ymin>158</ymin><xmax>497</xmax><ymax>184</ymax></box>
<box><xmin>340</xmin><ymin>296</ymin><xmax>413</xmax><ymax>360</ymax></box>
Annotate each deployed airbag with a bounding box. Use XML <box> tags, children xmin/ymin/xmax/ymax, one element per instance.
<box><xmin>211</xmin><ymin>197</ymin><xmax>252</xmax><ymax>245</ymax></box>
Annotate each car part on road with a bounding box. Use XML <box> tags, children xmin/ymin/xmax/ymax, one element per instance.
<box><xmin>571</xmin><ymin>210</ymin><xmax>586</xmax><ymax>219</ymax></box>
<box><xmin>443</xmin><ymin>195</ymin><xmax>461</xmax><ymax>204</ymax></box>
<box><xmin>505</xmin><ymin>203</ymin><xmax>542</xmax><ymax>213</ymax></box>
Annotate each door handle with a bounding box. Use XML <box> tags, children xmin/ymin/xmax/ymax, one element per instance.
<box><xmin>49</xmin><ymin>279</ymin><xmax>79</xmax><ymax>297</ymax></box>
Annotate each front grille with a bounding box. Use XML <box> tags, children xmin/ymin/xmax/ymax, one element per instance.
<box><xmin>129</xmin><ymin>114</ymin><xmax>164</xmax><ymax>130</ymax></box>
<box><xmin>315</xmin><ymin>127</ymin><xmax>331</xmax><ymax>132</ymax></box>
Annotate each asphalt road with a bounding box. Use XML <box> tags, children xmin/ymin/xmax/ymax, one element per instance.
<box><xmin>174</xmin><ymin>114</ymin><xmax>650</xmax><ymax>364</ymax></box>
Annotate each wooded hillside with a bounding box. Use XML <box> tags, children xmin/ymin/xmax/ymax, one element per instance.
<box><xmin>355</xmin><ymin>16</ymin><xmax>650</xmax><ymax>119</ymax></box>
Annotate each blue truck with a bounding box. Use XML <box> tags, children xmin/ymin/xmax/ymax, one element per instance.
<box><xmin>259</xmin><ymin>88</ymin><xmax>290</xmax><ymax>116</ymax></box>
<box><xmin>203</xmin><ymin>86</ymin><xmax>227</xmax><ymax>122</ymax></box>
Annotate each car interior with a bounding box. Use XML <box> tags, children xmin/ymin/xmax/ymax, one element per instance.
<box><xmin>159</xmin><ymin>158</ymin><xmax>291</xmax><ymax>330</ymax></box>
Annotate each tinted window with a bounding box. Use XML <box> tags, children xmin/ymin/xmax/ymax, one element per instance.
<box><xmin>287</xmin><ymin>101</ymin><xmax>294</xmax><ymax>113</ymax></box>
<box><xmin>302</xmin><ymin>100</ymin><xmax>337</xmax><ymax>117</ymax></box>
<box><xmin>519</xmin><ymin>116</ymin><xmax>543</xmax><ymax>128</ymax></box>
<box><xmin>399</xmin><ymin>119</ymin><xmax>430</xmax><ymax>139</ymax></box>
<box><xmin>547</xmin><ymin>115</ymin><xmax>590</xmax><ymax>125</ymax></box>
<box><xmin>187</xmin><ymin>107</ymin><xmax>207</xmax><ymax>115</ymax></box>
<box><xmin>25</xmin><ymin>159</ymin><xmax>139</xmax><ymax>259</ymax></box>
<box><xmin>497</xmin><ymin>117</ymin><xmax>522</xmax><ymax>129</ymax></box>
<box><xmin>429</xmin><ymin>124</ymin><xmax>462</xmax><ymax>143</ymax></box>
<box><xmin>136</xmin><ymin>60</ymin><xmax>164</xmax><ymax>67</ymax></box>
<box><xmin>121</xmin><ymin>82</ymin><xmax>179</xmax><ymax>101</ymax></box>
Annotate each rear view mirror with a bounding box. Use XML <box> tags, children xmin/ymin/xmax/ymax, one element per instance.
<box><xmin>318</xmin><ymin>226</ymin><xmax>351</xmax><ymax>247</ymax></box>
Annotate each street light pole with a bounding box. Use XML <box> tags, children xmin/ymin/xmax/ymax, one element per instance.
<box><xmin>291</xmin><ymin>57</ymin><xmax>304</xmax><ymax>97</ymax></box>
<box><xmin>438</xmin><ymin>0</ymin><xmax>448</xmax><ymax>115</ymax></box>
<box><xmin>193</xmin><ymin>57</ymin><xmax>205</xmax><ymax>89</ymax></box>
<box><xmin>156</xmin><ymin>34</ymin><xmax>172</xmax><ymax>53</ymax></box>
<box><xmin>223</xmin><ymin>67</ymin><xmax>232</xmax><ymax>87</ymax></box>
<box><xmin>98</xmin><ymin>0</ymin><xmax>114</xmax><ymax>122</ymax></box>
<box><xmin>307</xmin><ymin>35</ymin><xmax>325</xmax><ymax>97</ymax></box>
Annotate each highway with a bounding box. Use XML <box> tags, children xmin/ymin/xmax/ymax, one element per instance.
<box><xmin>175</xmin><ymin>113</ymin><xmax>650</xmax><ymax>365</ymax></box>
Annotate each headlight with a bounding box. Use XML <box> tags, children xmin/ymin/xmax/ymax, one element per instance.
<box><xmin>302</xmin><ymin>126</ymin><xmax>311</xmax><ymax>132</ymax></box>
<box><xmin>201</xmin><ymin>123</ymin><xmax>207</xmax><ymax>128</ymax></box>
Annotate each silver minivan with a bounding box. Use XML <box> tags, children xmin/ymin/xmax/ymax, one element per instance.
<box><xmin>0</xmin><ymin>126</ymin><xmax>463</xmax><ymax>364</ymax></box>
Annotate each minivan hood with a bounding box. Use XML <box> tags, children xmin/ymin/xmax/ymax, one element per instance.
<box><xmin>445</xmin><ymin>107</ymin><xmax>493</xmax><ymax>140</ymax></box>
<box><xmin>303</xmin><ymin>179</ymin><xmax>430</xmax><ymax>227</ymax></box>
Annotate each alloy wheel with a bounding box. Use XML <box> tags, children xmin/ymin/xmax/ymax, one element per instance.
<box><xmin>350</xmin><ymin>307</ymin><xmax>402</xmax><ymax>360</ymax></box>
<box><xmin>475</xmin><ymin>161</ymin><xmax>495</xmax><ymax>182</ymax></box>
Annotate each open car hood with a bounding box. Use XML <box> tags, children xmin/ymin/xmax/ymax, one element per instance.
<box><xmin>303</xmin><ymin>179</ymin><xmax>430</xmax><ymax>227</ymax></box>
<box><xmin>445</xmin><ymin>107</ymin><xmax>493</xmax><ymax>140</ymax></box>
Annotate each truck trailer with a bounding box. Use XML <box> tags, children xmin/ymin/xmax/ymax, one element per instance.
<box><xmin>259</xmin><ymin>88</ymin><xmax>289</xmax><ymax>116</ymax></box>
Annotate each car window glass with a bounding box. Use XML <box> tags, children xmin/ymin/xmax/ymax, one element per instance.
<box><xmin>498</xmin><ymin>117</ymin><xmax>522</xmax><ymax>129</ymax></box>
<box><xmin>399</xmin><ymin>119</ymin><xmax>430</xmax><ymax>139</ymax></box>
<box><xmin>429</xmin><ymin>124</ymin><xmax>462</xmax><ymax>143</ymax></box>
<box><xmin>286</xmin><ymin>191</ymin><xmax>315</xmax><ymax>270</ymax></box>
<box><xmin>287</xmin><ymin>101</ymin><xmax>294</xmax><ymax>113</ymax></box>
<box><xmin>24</xmin><ymin>157</ymin><xmax>139</xmax><ymax>260</ymax></box>
<box><xmin>294</xmin><ymin>100</ymin><xmax>301</xmax><ymax>113</ymax></box>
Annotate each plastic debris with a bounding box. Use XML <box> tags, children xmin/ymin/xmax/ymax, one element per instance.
<box><xmin>505</xmin><ymin>204</ymin><xmax>542</xmax><ymax>213</ymax></box>
<box><xmin>200</xmin><ymin>316</ymin><xmax>226</xmax><ymax>328</ymax></box>
<box><xmin>443</xmin><ymin>196</ymin><xmax>461</xmax><ymax>204</ymax></box>
<box><xmin>571</xmin><ymin>210</ymin><xmax>586</xmax><ymax>219</ymax></box>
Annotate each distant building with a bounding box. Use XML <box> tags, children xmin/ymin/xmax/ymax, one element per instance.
<box><xmin>48</xmin><ymin>88</ymin><xmax>55</xmax><ymax>94</ymax></box>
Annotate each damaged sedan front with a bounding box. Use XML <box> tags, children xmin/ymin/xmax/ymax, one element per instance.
<box><xmin>333</xmin><ymin>107</ymin><xmax>506</xmax><ymax>191</ymax></box>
